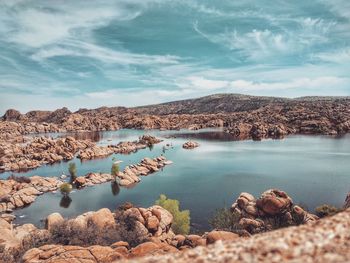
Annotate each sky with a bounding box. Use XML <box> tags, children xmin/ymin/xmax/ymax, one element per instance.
<box><xmin>0</xmin><ymin>0</ymin><xmax>350</xmax><ymax>114</ymax></box>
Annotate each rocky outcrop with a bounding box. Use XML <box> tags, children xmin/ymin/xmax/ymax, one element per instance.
<box><xmin>0</xmin><ymin>136</ymin><xmax>93</xmax><ymax>172</ymax></box>
<box><xmin>231</xmin><ymin>189</ymin><xmax>318</xmax><ymax>234</ymax></box>
<box><xmin>117</xmin><ymin>156</ymin><xmax>172</xmax><ymax>187</ymax></box>
<box><xmin>1</xmin><ymin>95</ymin><xmax>349</xmax><ymax>140</ymax></box>
<box><xmin>17</xmin><ymin>206</ymin><xmax>241</xmax><ymax>262</ymax></box>
<box><xmin>0</xmin><ymin>156</ymin><xmax>172</xmax><ymax>212</ymax></box>
<box><xmin>0</xmin><ymin>135</ymin><xmax>162</xmax><ymax>172</ymax></box>
<box><xmin>182</xmin><ymin>141</ymin><xmax>199</xmax><ymax>149</ymax></box>
<box><xmin>78</xmin><ymin>135</ymin><xmax>162</xmax><ymax>160</ymax></box>
<box><xmin>132</xmin><ymin>207</ymin><xmax>350</xmax><ymax>263</ymax></box>
<box><xmin>0</xmin><ymin>176</ymin><xmax>62</xmax><ymax>212</ymax></box>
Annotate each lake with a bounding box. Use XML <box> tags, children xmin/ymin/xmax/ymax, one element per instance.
<box><xmin>4</xmin><ymin>129</ymin><xmax>350</xmax><ymax>231</ymax></box>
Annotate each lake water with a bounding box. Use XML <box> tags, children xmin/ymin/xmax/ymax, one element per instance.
<box><xmin>4</xmin><ymin>129</ymin><xmax>350</xmax><ymax>231</ymax></box>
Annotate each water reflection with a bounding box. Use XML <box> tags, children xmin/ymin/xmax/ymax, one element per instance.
<box><xmin>167</xmin><ymin>131</ymin><xmax>239</xmax><ymax>141</ymax></box>
<box><xmin>111</xmin><ymin>182</ymin><xmax>120</xmax><ymax>196</ymax></box>
<box><xmin>59</xmin><ymin>195</ymin><xmax>72</xmax><ymax>208</ymax></box>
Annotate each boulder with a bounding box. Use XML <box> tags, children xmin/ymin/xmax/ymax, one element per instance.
<box><xmin>182</xmin><ymin>141</ymin><xmax>199</xmax><ymax>149</ymax></box>
<box><xmin>206</xmin><ymin>230</ymin><xmax>239</xmax><ymax>244</ymax></box>
<box><xmin>45</xmin><ymin>213</ymin><xmax>64</xmax><ymax>231</ymax></box>
<box><xmin>256</xmin><ymin>189</ymin><xmax>292</xmax><ymax>216</ymax></box>
<box><xmin>88</xmin><ymin>208</ymin><xmax>115</xmax><ymax>228</ymax></box>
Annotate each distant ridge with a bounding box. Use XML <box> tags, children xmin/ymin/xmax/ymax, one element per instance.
<box><xmin>2</xmin><ymin>93</ymin><xmax>350</xmax><ymax>119</ymax></box>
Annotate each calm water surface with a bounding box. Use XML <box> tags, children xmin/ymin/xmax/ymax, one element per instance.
<box><xmin>4</xmin><ymin>129</ymin><xmax>350</xmax><ymax>231</ymax></box>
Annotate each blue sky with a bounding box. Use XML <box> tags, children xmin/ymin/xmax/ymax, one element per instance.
<box><xmin>0</xmin><ymin>0</ymin><xmax>349</xmax><ymax>113</ymax></box>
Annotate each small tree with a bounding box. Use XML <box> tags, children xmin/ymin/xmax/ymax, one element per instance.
<box><xmin>111</xmin><ymin>163</ymin><xmax>120</xmax><ymax>176</ymax></box>
<box><xmin>68</xmin><ymin>163</ymin><xmax>77</xmax><ymax>179</ymax></box>
<box><xmin>60</xmin><ymin>183</ymin><xmax>72</xmax><ymax>197</ymax></box>
<box><xmin>155</xmin><ymin>194</ymin><xmax>190</xmax><ymax>235</ymax></box>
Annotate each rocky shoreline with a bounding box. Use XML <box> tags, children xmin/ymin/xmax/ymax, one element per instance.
<box><xmin>1</xmin><ymin>189</ymin><xmax>348</xmax><ymax>262</ymax></box>
<box><xmin>0</xmin><ymin>135</ymin><xmax>162</xmax><ymax>172</ymax></box>
<box><xmin>1</xmin><ymin>95</ymin><xmax>350</xmax><ymax>142</ymax></box>
<box><xmin>0</xmin><ymin>156</ymin><xmax>172</xmax><ymax>213</ymax></box>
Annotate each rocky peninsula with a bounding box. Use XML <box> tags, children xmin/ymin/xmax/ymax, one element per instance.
<box><xmin>0</xmin><ymin>156</ymin><xmax>172</xmax><ymax>212</ymax></box>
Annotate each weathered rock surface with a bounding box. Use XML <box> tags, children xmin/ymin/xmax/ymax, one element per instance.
<box><xmin>116</xmin><ymin>156</ymin><xmax>172</xmax><ymax>187</ymax></box>
<box><xmin>0</xmin><ymin>176</ymin><xmax>62</xmax><ymax>212</ymax></box>
<box><xmin>231</xmin><ymin>189</ymin><xmax>318</xmax><ymax>234</ymax></box>
<box><xmin>1</xmin><ymin>95</ymin><xmax>349</xmax><ymax>144</ymax></box>
<box><xmin>182</xmin><ymin>141</ymin><xmax>199</xmax><ymax>149</ymax></box>
<box><xmin>0</xmin><ymin>136</ymin><xmax>93</xmax><ymax>172</ymax></box>
<box><xmin>78</xmin><ymin>135</ymin><xmax>162</xmax><ymax>160</ymax></box>
<box><xmin>131</xmin><ymin>208</ymin><xmax>350</xmax><ymax>263</ymax></box>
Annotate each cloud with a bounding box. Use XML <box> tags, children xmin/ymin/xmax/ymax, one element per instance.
<box><xmin>31</xmin><ymin>42</ymin><xmax>181</xmax><ymax>66</ymax></box>
<box><xmin>230</xmin><ymin>77</ymin><xmax>348</xmax><ymax>91</ymax></box>
<box><xmin>315</xmin><ymin>48</ymin><xmax>350</xmax><ymax>64</ymax></box>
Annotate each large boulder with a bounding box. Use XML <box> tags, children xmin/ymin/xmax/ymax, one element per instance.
<box><xmin>45</xmin><ymin>213</ymin><xmax>64</xmax><ymax>231</ymax></box>
<box><xmin>231</xmin><ymin>189</ymin><xmax>317</xmax><ymax>234</ymax></box>
<box><xmin>256</xmin><ymin>189</ymin><xmax>292</xmax><ymax>216</ymax></box>
<box><xmin>88</xmin><ymin>208</ymin><xmax>115</xmax><ymax>228</ymax></box>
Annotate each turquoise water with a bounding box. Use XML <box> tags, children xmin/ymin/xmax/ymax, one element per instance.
<box><xmin>5</xmin><ymin>129</ymin><xmax>350</xmax><ymax>231</ymax></box>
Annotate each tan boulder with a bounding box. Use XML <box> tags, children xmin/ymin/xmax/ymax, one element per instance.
<box><xmin>146</xmin><ymin>215</ymin><xmax>159</xmax><ymax>232</ymax></box>
<box><xmin>45</xmin><ymin>212</ymin><xmax>64</xmax><ymax>231</ymax></box>
<box><xmin>206</xmin><ymin>230</ymin><xmax>239</xmax><ymax>245</ymax></box>
<box><xmin>88</xmin><ymin>208</ymin><xmax>115</xmax><ymax>228</ymax></box>
<box><xmin>129</xmin><ymin>242</ymin><xmax>160</xmax><ymax>258</ymax></box>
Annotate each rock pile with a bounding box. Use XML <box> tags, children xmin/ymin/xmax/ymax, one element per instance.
<box><xmin>231</xmin><ymin>189</ymin><xmax>318</xmax><ymax>234</ymax></box>
<box><xmin>17</xmin><ymin>206</ymin><xmax>240</xmax><ymax>263</ymax></box>
<box><xmin>0</xmin><ymin>136</ymin><xmax>93</xmax><ymax>171</ymax></box>
<box><xmin>132</xmin><ymin>208</ymin><xmax>350</xmax><ymax>263</ymax></box>
<box><xmin>0</xmin><ymin>176</ymin><xmax>62</xmax><ymax>212</ymax></box>
<box><xmin>225</xmin><ymin>123</ymin><xmax>290</xmax><ymax>140</ymax></box>
<box><xmin>182</xmin><ymin>141</ymin><xmax>200</xmax><ymax>149</ymax></box>
<box><xmin>78</xmin><ymin>135</ymin><xmax>162</xmax><ymax>160</ymax></box>
<box><xmin>117</xmin><ymin>156</ymin><xmax>172</xmax><ymax>186</ymax></box>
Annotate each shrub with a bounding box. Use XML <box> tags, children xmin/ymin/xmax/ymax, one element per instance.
<box><xmin>111</xmin><ymin>163</ymin><xmax>119</xmax><ymax>176</ymax></box>
<box><xmin>68</xmin><ymin>162</ymin><xmax>77</xmax><ymax>178</ymax></box>
<box><xmin>60</xmin><ymin>183</ymin><xmax>72</xmax><ymax>196</ymax></box>
<box><xmin>315</xmin><ymin>204</ymin><xmax>342</xmax><ymax>218</ymax></box>
<box><xmin>155</xmin><ymin>194</ymin><xmax>190</xmax><ymax>235</ymax></box>
<box><xmin>209</xmin><ymin>207</ymin><xmax>241</xmax><ymax>232</ymax></box>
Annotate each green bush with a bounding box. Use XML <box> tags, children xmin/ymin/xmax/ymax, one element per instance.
<box><xmin>315</xmin><ymin>204</ymin><xmax>341</xmax><ymax>218</ymax></box>
<box><xmin>155</xmin><ymin>194</ymin><xmax>190</xmax><ymax>235</ymax></box>
<box><xmin>209</xmin><ymin>207</ymin><xmax>241</xmax><ymax>232</ymax></box>
<box><xmin>60</xmin><ymin>183</ymin><xmax>72</xmax><ymax>196</ymax></box>
<box><xmin>111</xmin><ymin>163</ymin><xmax>120</xmax><ymax>176</ymax></box>
<box><xmin>68</xmin><ymin>163</ymin><xmax>77</xmax><ymax>178</ymax></box>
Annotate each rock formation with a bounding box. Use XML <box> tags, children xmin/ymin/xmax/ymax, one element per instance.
<box><xmin>1</xmin><ymin>94</ymin><xmax>349</xmax><ymax>141</ymax></box>
<box><xmin>117</xmin><ymin>156</ymin><xmax>172</xmax><ymax>186</ymax></box>
<box><xmin>182</xmin><ymin>141</ymin><xmax>200</xmax><ymax>149</ymax></box>
<box><xmin>0</xmin><ymin>176</ymin><xmax>62</xmax><ymax>212</ymax></box>
<box><xmin>0</xmin><ymin>156</ymin><xmax>172</xmax><ymax>212</ymax></box>
<box><xmin>132</xmin><ymin>207</ymin><xmax>350</xmax><ymax>263</ymax></box>
<box><xmin>78</xmin><ymin>135</ymin><xmax>162</xmax><ymax>160</ymax></box>
<box><xmin>231</xmin><ymin>189</ymin><xmax>318</xmax><ymax>234</ymax></box>
<box><xmin>0</xmin><ymin>136</ymin><xmax>93</xmax><ymax>172</ymax></box>
<box><xmin>0</xmin><ymin>135</ymin><xmax>162</xmax><ymax>172</ymax></box>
